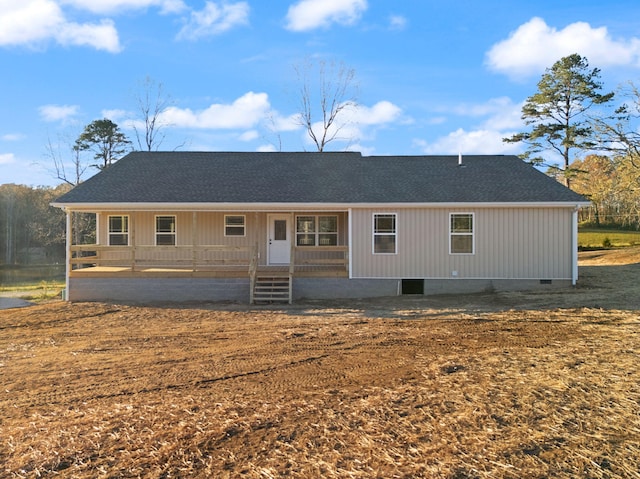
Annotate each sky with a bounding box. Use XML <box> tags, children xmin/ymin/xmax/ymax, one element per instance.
<box><xmin>1</xmin><ymin>0</ymin><xmax>640</xmax><ymax>187</ymax></box>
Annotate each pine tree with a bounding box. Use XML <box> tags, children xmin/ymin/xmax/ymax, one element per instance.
<box><xmin>504</xmin><ymin>54</ymin><xmax>614</xmax><ymax>188</ymax></box>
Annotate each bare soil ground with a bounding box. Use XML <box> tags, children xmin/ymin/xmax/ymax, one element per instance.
<box><xmin>1</xmin><ymin>249</ymin><xmax>639</xmax><ymax>478</ymax></box>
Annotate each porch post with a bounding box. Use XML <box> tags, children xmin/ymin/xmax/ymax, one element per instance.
<box><xmin>192</xmin><ymin>211</ymin><xmax>197</xmax><ymax>272</ymax></box>
<box><xmin>348</xmin><ymin>208</ymin><xmax>353</xmax><ymax>279</ymax></box>
<box><xmin>572</xmin><ymin>206</ymin><xmax>579</xmax><ymax>286</ymax></box>
<box><xmin>65</xmin><ymin>209</ymin><xmax>71</xmax><ymax>300</ymax></box>
<box><xmin>130</xmin><ymin>214</ymin><xmax>136</xmax><ymax>271</ymax></box>
<box><xmin>289</xmin><ymin>212</ymin><xmax>295</xmax><ymax>304</ymax></box>
<box><xmin>289</xmin><ymin>212</ymin><xmax>295</xmax><ymax>268</ymax></box>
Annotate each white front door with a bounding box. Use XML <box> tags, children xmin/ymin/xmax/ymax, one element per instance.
<box><xmin>268</xmin><ymin>215</ymin><xmax>291</xmax><ymax>264</ymax></box>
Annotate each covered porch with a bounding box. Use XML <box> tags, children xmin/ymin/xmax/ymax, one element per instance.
<box><xmin>64</xmin><ymin>210</ymin><xmax>350</xmax><ymax>303</ymax></box>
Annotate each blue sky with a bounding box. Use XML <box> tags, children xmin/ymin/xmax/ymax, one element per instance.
<box><xmin>1</xmin><ymin>0</ymin><xmax>640</xmax><ymax>186</ymax></box>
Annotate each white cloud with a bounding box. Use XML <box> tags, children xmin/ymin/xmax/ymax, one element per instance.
<box><xmin>39</xmin><ymin>104</ymin><xmax>80</xmax><ymax>122</ymax></box>
<box><xmin>447</xmin><ymin>97</ymin><xmax>523</xmax><ymax>131</ymax></box>
<box><xmin>428</xmin><ymin>116</ymin><xmax>447</xmax><ymax>125</ymax></box>
<box><xmin>257</xmin><ymin>143</ymin><xmax>277</xmax><ymax>152</ymax></box>
<box><xmin>450</xmin><ymin>97</ymin><xmax>514</xmax><ymax>117</ymax></box>
<box><xmin>416</xmin><ymin>128</ymin><xmax>521</xmax><ymax>156</ymax></box>
<box><xmin>350</xmin><ymin>101</ymin><xmax>402</xmax><ymax>125</ymax></box>
<box><xmin>102</xmin><ymin>109</ymin><xmax>131</xmax><ymax>121</ymax></box>
<box><xmin>102</xmin><ymin>109</ymin><xmax>144</xmax><ymax>131</ymax></box>
<box><xmin>238</xmin><ymin>130</ymin><xmax>259</xmax><ymax>141</ymax></box>
<box><xmin>481</xmin><ymin>103</ymin><xmax>523</xmax><ymax>132</ymax></box>
<box><xmin>1</xmin><ymin>133</ymin><xmax>26</xmax><ymax>141</ymax></box>
<box><xmin>0</xmin><ymin>0</ymin><xmax>61</xmax><ymax>45</ymax></box>
<box><xmin>416</xmin><ymin>96</ymin><xmax>526</xmax><ymax>156</ymax></box>
<box><xmin>57</xmin><ymin>19</ymin><xmax>121</xmax><ymax>52</ymax></box>
<box><xmin>486</xmin><ymin>17</ymin><xmax>640</xmax><ymax>78</ymax></box>
<box><xmin>389</xmin><ymin>14</ymin><xmax>407</xmax><ymax>31</ymax></box>
<box><xmin>267</xmin><ymin>113</ymin><xmax>301</xmax><ymax>132</ymax></box>
<box><xmin>285</xmin><ymin>0</ymin><xmax>367</xmax><ymax>32</ymax></box>
<box><xmin>0</xmin><ymin>153</ymin><xmax>16</xmax><ymax>165</ymax></box>
<box><xmin>0</xmin><ymin>0</ymin><xmax>120</xmax><ymax>52</ymax></box>
<box><xmin>176</xmin><ymin>1</ymin><xmax>249</xmax><ymax>40</ymax></box>
<box><xmin>61</xmin><ymin>0</ymin><xmax>187</xmax><ymax>14</ymax></box>
<box><xmin>348</xmin><ymin>143</ymin><xmax>375</xmax><ymax>156</ymax></box>
<box><xmin>160</xmin><ymin>92</ymin><xmax>270</xmax><ymax>129</ymax></box>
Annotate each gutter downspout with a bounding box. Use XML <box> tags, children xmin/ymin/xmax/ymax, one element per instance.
<box><xmin>572</xmin><ymin>206</ymin><xmax>579</xmax><ymax>286</ymax></box>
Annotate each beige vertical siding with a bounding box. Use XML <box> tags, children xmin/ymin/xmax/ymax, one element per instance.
<box><xmin>98</xmin><ymin>212</ymin><xmax>260</xmax><ymax>246</ymax></box>
<box><xmin>351</xmin><ymin>207</ymin><xmax>573</xmax><ymax>280</ymax></box>
<box><xmin>96</xmin><ymin>210</ymin><xmax>348</xmax><ymax>266</ymax></box>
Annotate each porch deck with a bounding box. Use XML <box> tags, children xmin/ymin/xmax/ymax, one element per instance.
<box><xmin>69</xmin><ymin>264</ymin><xmax>348</xmax><ymax>278</ymax></box>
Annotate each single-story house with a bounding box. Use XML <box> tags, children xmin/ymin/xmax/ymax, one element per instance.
<box><xmin>52</xmin><ymin>151</ymin><xmax>589</xmax><ymax>303</ymax></box>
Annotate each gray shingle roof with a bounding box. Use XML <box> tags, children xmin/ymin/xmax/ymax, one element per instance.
<box><xmin>54</xmin><ymin>151</ymin><xmax>587</xmax><ymax>205</ymax></box>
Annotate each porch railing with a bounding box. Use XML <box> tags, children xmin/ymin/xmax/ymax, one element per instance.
<box><xmin>293</xmin><ymin>245</ymin><xmax>349</xmax><ymax>271</ymax></box>
<box><xmin>70</xmin><ymin>244</ymin><xmax>349</xmax><ymax>273</ymax></box>
<box><xmin>70</xmin><ymin>244</ymin><xmax>254</xmax><ymax>271</ymax></box>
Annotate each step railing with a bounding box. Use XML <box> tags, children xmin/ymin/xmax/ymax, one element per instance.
<box><xmin>249</xmin><ymin>242</ymin><xmax>259</xmax><ymax>304</ymax></box>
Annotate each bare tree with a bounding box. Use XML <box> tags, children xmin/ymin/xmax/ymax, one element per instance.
<box><xmin>133</xmin><ymin>76</ymin><xmax>173</xmax><ymax>151</ymax></box>
<box><xmin>43</xmin><ymin>134</ymin><xmax>96</xmax><ymax>249</ymax></box>
<box><xmin>262</xmin><ymin>112</ymin><xmax>284</xmax><ymax>152</ymax></box>
<box><xmin>593</xmin><ymin>81</ymin><xmax>640</xmax><ymax>168</ymax></box>
<box><xmin>294</xmin><ymin>59</ymin><xmax>358</xmax><ymax>151</ymax></box>
<box><xmin>45</xmin><ymin>134</ymin><xmax>89</xmax><ymax>186</ymax></box>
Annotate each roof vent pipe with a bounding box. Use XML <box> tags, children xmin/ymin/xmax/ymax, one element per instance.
<box><xmin>458</xmin><ymin>152</ymin><xmax>462</xmax><ymax>166</ymax></box>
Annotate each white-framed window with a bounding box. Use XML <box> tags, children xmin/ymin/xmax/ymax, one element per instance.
<box><xmin>450</xmin><ymin>213</ymin><xmax>474</xmax><ymax>254</ymax></box>
<box><xmin>225</xmin><ymin>215</ymin><xmax>246</xmax><ymax>236</ymax></box>
<box><xmin>156</xmin><ymin>215</ymin><xmax>176</xmax><ymax>246</ymax></box>
<box><xmin>108</xmin><ymin>215</ymin><xmax>129</xmax><ymax>246</ymax></box>
<box><xmin>373</xmin><ymin>213</ymin><xmax>397</xmax><ymax>254</ymax></box>
<box><xmin>296</xmin><ymin>215</ymin><xmax>338</xmax><ymax>246</ymax></box>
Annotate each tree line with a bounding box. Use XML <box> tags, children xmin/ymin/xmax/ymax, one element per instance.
<box><xmin>0</xmin><ymin>184</ymin><xmax>69</xmax><ymax>265</ymax></box>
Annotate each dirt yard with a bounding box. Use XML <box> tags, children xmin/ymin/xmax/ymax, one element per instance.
<box><xmin>1</xmin><ymin>249</ymin><xmax>639</xmax><ymax>478</ymax></box>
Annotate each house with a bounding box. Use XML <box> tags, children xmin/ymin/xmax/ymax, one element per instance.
<box><xmin>52</xmin><ymin>151</ymin><xmax>589</xmax><ymax>304</ymax></box>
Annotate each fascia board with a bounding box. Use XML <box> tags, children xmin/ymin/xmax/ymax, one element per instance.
<box><xmin>51</xmin><ymin>201</ymin><xmax>591</xmax><ymax>211</ymax></box>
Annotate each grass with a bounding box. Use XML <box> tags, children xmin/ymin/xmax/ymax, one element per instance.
<box><xmin>0</xmin><ymin>264</ymin><xmax>65</xmax><ymax>301</ymax></box>
<box><xmin>0</xmin><ymin>280</ymin><xmax>65</xmax><ymax>301</ymax></box>
<box><xmin>578</xmin><ymin>228</ymin><xmax>640</xmax><ymax>248</ymax></box>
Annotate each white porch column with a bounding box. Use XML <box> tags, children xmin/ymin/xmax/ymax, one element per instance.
<box><xmin>65</xmin><ymin>209</ymin><xmax>72</xmax><ymax>300</ymax></box>
<box><xmin>289</xmin><ymin>212</ymin><xmax>295</xmax><ymax>267</ymax></box>
<box><xmin>348</xmin><ymin>208</ymin><xmax>353</xmax><ymax>279</ymax></box>
<box><xmin>572</xmin><ymin>207</ymin><xmax>579</xmax><ymax>286</ymax></box>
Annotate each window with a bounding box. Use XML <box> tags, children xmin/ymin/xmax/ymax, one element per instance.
<box><xmin>108</xmin><ymin>215</ymin><xmax>128</xmax><ymax>245</ymax></box>
<box><xmin>373</xmin><ymin>213</ymin><xmax>396</xmax><ymax>254</ymax></box>
<box><xmin>274</xmin><ymin>219</ymin><xmax>287</xmax><ymax>241</ymax></box>
<box><xmin>156</xmin><ymin>215</ymin><xmax>176</xmax><ymax>245</ymax></box>
<box><xmin>296</xmin><ymin>215</ymin><xmax>338</xmax><ymax>246</ymax></box>
<box><xmin>225</xmin><ymin>215</ymin><xmax>245</xmax><ymax>236</ymax></box>
<box><xmin>450</xmin><ymin>213</ymin><xmax>474</xmax><ymax>254</ymax></box>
